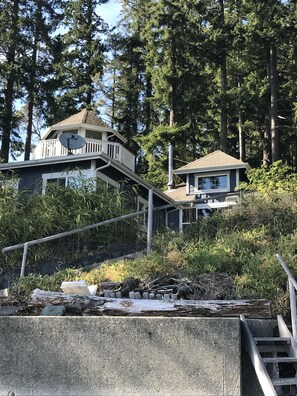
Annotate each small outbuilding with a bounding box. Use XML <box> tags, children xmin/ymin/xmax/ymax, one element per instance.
<box><xmin>164</xmin><ymin>150</ymin><xmax>250</xmax><ymax>229</ymax></box>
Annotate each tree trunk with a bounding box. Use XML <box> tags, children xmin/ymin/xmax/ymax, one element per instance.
<box><xmin>219</xmin><ymin>0</ymin><xmax>228</xmax><ymax>153</ymax></box>
<box><xmin>24</xmin><ymin>34</ymin><xmax>38</xmax><ymax>161</ymax></box>
<box><xmin>263</xmin><ymin>111</ymin><xmax>271</xmax><ymax>166</ymax></box>
<box><xmin>238</xmin><ymin>112</ymin><xmax>245</xmax><ymax>162</ymax></box>
<box><xmin>270</xmin><ymin>44</ymin><xmax>279</xmax><ymax>162</ymax></box>
<box><xmin>169</xmin><ymin>83</ymin><xmax>175</xmax><ymax>128</ymax></box>
<box><xmin>30</xmin><ymin>289</ymin><xmax>272</xmax><ymax>318</ymax></box>
<box><xmin>0</xmin><ymin>0</ymin><xmax>19</xmax><ymax>163</ymax></box>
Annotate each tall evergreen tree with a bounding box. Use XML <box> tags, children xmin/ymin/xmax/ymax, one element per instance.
<box><xmin>53</xmin><ymin>0</ymin><xmax>108</xmax><ymax>119</ymax></box>
<box><xmin>21</xmin><ymin>0</ymin><xmax>63</xmax><ymax>160</ymax></box>
<box><xmin>0</xmin><ymin>0</ymin><xmax>23</xmax><ymax>162</ymax></box>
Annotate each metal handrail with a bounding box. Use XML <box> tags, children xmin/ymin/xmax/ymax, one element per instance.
<box><xmin>3</xmin><ymin>209</ymin><xmax>147</xmax><ymax>279</ymax></box>
<box><xmin>276</xmin><ymin>253</ymin><xmax>297</xmax><ymax>341</ymax></box>
<box><xmin>2</xmin><ymin>190</ymin><xmax>244</xmax><ymax>285</ymax></box>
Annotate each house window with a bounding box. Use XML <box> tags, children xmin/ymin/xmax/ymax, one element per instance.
<box><xmin>195</xmin><ymin>172</ymin><xmax>229</xmax><ymax>193</ymax></box>
<box><xmin>86</xmin><ymin>130</ymin><xmax>102</xmax><ymax>140</ymax></box>
<box><xmin>182</xmin><ymin>208</ymin><xmax>197</xmax><ymax>225</ymax></box>
<box><xmin>42</xmin><ymin>170</ymin><xmax>91</xmax><ymax>193</ymax></box>
<box><xmin>46</xmin><ymin>178</ymin><xmax>66</xmax><ymax>187</ymax></box>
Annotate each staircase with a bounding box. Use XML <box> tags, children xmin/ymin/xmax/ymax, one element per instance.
<box><xmin>241</xmin><ymin>254</ymin><xmax>297</xmax><ymax>395</ymax></box>
<box><xmin>241</xmin><ymin>315</ymin><xmax>297</xmax><ymax>395</ymax></box>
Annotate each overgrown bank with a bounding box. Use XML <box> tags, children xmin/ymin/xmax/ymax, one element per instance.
<box><xmin>14</xmin><ymin>190</ymin><xmax>297</xmax><ymax>315</ymax></box>
<box><xmin>5</xmin><ymin>163</ymin><xmax>297</xmax><ymax>315</ymax></box>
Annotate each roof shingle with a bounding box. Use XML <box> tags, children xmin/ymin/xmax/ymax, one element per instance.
<box><xmin>54</xmin><ymin>109</ymin><xmax>108</xmax><ymax>128</ymax></box>
<box><xmin>175</xmin><ymin>150</ymin><xmax>248</xmax><ymax>172</ymax></box>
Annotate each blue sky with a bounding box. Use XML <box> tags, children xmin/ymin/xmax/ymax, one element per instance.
<box><xmin>98</xmin><ymin>0</ymin><xmax>122</xmax><ymax>27</ymax></box>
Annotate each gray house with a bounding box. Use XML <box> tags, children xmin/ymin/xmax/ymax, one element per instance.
<box><xmin>164</xmin><ymin>150</ymin><xmax>250</xmax><ymax>229</ymax></box>
<box><xmin>0</xmin><ymin>110</ymin><xmax>176</xmax><ymax>231</ymax></box>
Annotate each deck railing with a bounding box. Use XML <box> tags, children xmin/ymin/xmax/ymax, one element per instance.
<box><xmin>32</xmin><ymin>138</ymin><xmax>135</xmax><ymax>171</ymax></box>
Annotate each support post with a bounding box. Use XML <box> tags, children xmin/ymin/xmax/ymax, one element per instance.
<box><xmin>179</xmin><ymin>209</ymin><xmax>183</xmax><ymax>232</ymax></box>
<box><xmin>167</xmin><ymin>143</ymin><xmax>174</xmax><ymax>190</ymax></box>
<box><xmin>147</xmin><ymin>189</ymin><xmax>153</xmax><ymax>255</ymax></box>
<box><xmin>20</xmin><ymin>242</ymin><xmax>29</xmax><ymax>278</ymax></box>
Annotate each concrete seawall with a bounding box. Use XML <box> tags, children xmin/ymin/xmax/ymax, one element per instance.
<box><xmin>0</xmin><ymin>317</ymin><xmax>241</xmax><ymax>396</ymax></box>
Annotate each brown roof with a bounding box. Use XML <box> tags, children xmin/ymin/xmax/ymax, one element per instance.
<box><xmin>164</xmin><ymin>184</ymin><xmax>193</xmax><ymax>202</ymax></box>
<box><xmin>54</xmin><ymin>109</ymin><xmax>108</xmax><ymax>128</ymax></box>
<box><xmin>175</xmin><ymin>150</ymin><xmax>249</xmax><ymax>172</ymax></box>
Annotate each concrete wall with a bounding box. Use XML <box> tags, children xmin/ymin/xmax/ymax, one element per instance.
<box><xmin>0</xmin><ymin>317</ymin><xmax>241</xmax><ymax>396</ymax></box>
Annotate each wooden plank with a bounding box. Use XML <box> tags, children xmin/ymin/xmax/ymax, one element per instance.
<box><xmin>240</xmin><ymin>314</ymin><xmax>277</xmax><ymax>396</ymax></box>
<box><xmin>29</xmin><ymin>289</ymin><xmax>272</xmax><ymax>317</ymax></box>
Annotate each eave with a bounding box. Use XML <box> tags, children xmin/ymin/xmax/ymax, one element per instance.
<box><xmin>174</xmin><ymin>163</ymin><xmax>251</xmax><ymax>175</ymax></box>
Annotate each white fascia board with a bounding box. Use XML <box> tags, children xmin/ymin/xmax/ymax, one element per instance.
<box><xmin>194</xmin><ymin>202</ymin><xmax>238</xmax><ymax>209</ymax></box>
<box><xmin>174</xmin><ymin>163</ymin><xmax>249</xmax><ymax>175</ymax></box>
<box><xmin>0</xmin><ymin>152</ymin><xmax>105</xmax><ymax>171</ymax></box>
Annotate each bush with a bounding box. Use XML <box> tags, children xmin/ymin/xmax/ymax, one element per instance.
<box><xmin>0</xmin><ymin>177</ymin><xmax>134</xmax><ymax>272</ymax></box>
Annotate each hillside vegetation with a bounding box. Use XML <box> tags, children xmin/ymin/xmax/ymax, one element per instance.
<box><xmin>5</xmin><ymin>163</ymin><xmax>297</xmax><ymax>315</ymax></box>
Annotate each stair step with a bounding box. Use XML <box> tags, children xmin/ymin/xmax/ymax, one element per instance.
<box><xmin>254</xmin><ymin>337</ymin><xmax>291</xmax><ymax>344</ymax></box>
<box><xmin>258</xmin><ymin>345</ymin><xmax>289</xmax><ymax>353</ymax></box>
<box><xmin>272</xmin><ymin>377</ymin><xmax>297</xmax><ymax>387</ymax></box>
<box><xmin>263</xmin><ymin>357</ymin><xmax>297</xmax><ymax>364</ymax></box>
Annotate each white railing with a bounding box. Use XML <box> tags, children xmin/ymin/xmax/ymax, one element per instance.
<box><xmin>32</xmin><ymin>138</ymin><xmax>135</xmax><ymax>171</ymax></box>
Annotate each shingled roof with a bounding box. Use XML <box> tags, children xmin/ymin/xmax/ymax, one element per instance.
<box><xmin>175</xmin><ymin>150</ymin><xmax>249</xmax><ymax>173</ymax></box>
<box><xmin>53</xmin><ymin>109</ymin><xmax>108</xmax><ymax>128</ymax></box>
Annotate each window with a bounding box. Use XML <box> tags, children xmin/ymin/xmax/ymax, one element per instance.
<box><xmin>182</xmin><ymin>208</ymin><xmax>197</xmax><ymax>225</ymax></box>
<box><xmin>195</xmin><ymin>172</ymin><xmax>229</xmax><ymax>193</ymax></box>
<box><xmin>42</xmin><ymin>170</ymin><xmax>91</xmax><ymax>193</ymax></box>
<box><xmin>86</xmin><ymin>130</ymin><xmax>102</xmax><ymax>140</ymax></box>
<box><xmin>46</xmin><ymin>178</ymin><xmax>66</xmax><ymax>187</ymax></box>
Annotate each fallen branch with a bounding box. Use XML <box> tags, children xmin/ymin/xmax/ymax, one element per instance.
<box><xmin>30</xmin><ymin>289</ymin><xmax>271</xmax><ymax>318</ymax></box>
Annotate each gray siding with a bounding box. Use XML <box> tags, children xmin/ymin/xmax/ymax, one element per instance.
<box><xmin>15</xmin><ymin>160</ymin><xmax>92</xmax><ymax>193</ymax></box>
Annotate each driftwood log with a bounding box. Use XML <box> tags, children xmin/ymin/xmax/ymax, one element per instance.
<box><xmin>30</xmin><ymin>289</ymin><xmax>271</xmax><ymax>318</ymax></box>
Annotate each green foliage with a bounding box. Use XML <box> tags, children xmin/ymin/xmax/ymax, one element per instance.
<box><xmin>240</xmin><ymin>161</ymin><xmax>297</xmax><ymax>195</ymax></box>
<box><xmin>17</xmin><ymin>188</ymin><xmax>297</xmax><ymax>314</ymax></box>
<box><xmin>0</xmin><ymin>176</ymin><xmax>127</xmax><ymax>272</ymax></box>
<box><xmin>16</xmin><ymin>269</ymin><xmax>78</xmax><ymax>298</ymax></box>
<box><xmin>8</xmin><ymin>169</ymin><xmax>297</xmax><ymax>316</ymax></box>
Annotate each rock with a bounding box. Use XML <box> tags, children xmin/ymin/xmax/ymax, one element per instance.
<box><xmin>41</xmin><ymin>305</ymin><xmax>66</xmax><ymax>316</ymax></box>
<box><xmin>0</xmin><ymin>288</ymin><xmax>9</xmax><ymax>298</ymax></box>
<box><xmin>0</xmin><ymin>306</ymin><xmax>21</xmax><ymax>316</ymax></box>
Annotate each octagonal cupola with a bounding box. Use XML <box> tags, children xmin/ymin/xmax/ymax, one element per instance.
<box><xmin>32</xmin><ymin>109</ymin><xmax>135</xmax><ymax>171</ymax></box>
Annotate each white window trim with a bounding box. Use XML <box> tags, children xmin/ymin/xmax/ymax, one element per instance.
<box><xmin>194</xmin><ymin>171</ymin><xmax>230</xmax><ymax>194</ymax></box>
<box><xmin>42</xmin><ymin>170</ymin><xmax>92</xmax><ymax>193</ymax></box>
<box><xmin>96</xmin><ymin>171</ymin><xmax>120</xmax><ymax>189</ymax></box>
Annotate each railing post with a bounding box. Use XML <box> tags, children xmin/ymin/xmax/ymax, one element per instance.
<box><xmin>147</xmin><ymin>189</ymin><xmax>153</xmax><ymax>255</ymax></box>
<box><xmin>20</xmin><ymin>242</ymin><xmax>29</xmax><ymax>278</ymax></box>
<box><xmin>289</xmin><ymin>279</ymin><xmax>297</xmax><ymax>341</ymax></box>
